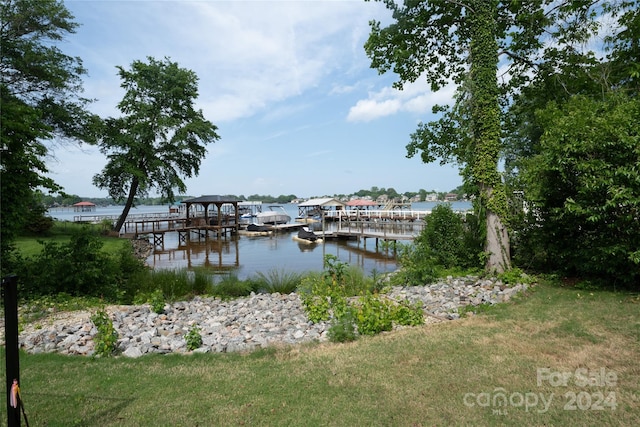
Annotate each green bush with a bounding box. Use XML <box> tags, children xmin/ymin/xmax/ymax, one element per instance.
<box><xmin>517</xmin><ymin>94</ymin><xmax>640</xmax><ymax>289</ymax></box>
<box><xmin>185</xmin><ymin>324</ymin><xmax>203</xmax><ymax>351</ymax></box>
<box><xmin>393</xmin><ymin>204</ymin><xmax>484</xmax><ymax>286</ymax></box>
<box><xmin>391</xmin><ymin>299</ymin><xmax>425</xmax><ymax>326</ymax></box>
<box><xmin>354</xmin><ymin>293</ymin><xmax>393</xmax><ymax>335</ymax></box>
<box><xmin>16</xmin><ymin>227</ymin><xmax>125</xmax><ymax>300</ymax></box>
<box><xmin>300</xmin><ymin>256</ymin><xmax>425</xmax><ymax>339</ymax></box>
<box><xmin>328</xmin><ymin>309</ymin><xmax>357</xmax><ymax>343</ymax></box>
<box><xmin>91</xmin><ymin>307</ymin><xmax>119</xmax><ymax>357</ymax></box>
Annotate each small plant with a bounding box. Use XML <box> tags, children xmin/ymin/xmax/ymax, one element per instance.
<box><xmin>212</xmin><ymin>274</ymin><xmax>254</xmax><ymax>299</ymax></box>
<box><xmin>149</xmin><ymin>289</ymin><xmax>165</xmax><ymax>314</ymax></box>
<box><xmin>354</xmin><ymin>293</ymin><xmax>393</xmax><ymax>336</ymax></box>
<box><xmin>328</xmin><ymin>309</ymin><xmax>357</xmax><ymax>343</ymax></box>
<box><xmin>185</xmin><ymin>324</ymin><xmax>203</xmax><ymax>351</ymax></box>
<box><xmin>497</xmin><ymin>267</ymin><xmax>533</xmax><ymax>285</ymax></box>
<box><xmin>299</xmin><ymin>276</ymin><xmax>331</xmax><ymax>323</ymax></box>
<box><xmin>391</xmin><ymin>300</ymin><xmax>425</xmax><ymax>326</ymax></box>
<box><xmin>253</xmin><ymin>269</ymin><xmax>302</xmax><ymax>294</ymax></box>
<box><xmin>91</xmin><ymin>307</ymin><xmax>119</xmax><ymax>357</ymax></box>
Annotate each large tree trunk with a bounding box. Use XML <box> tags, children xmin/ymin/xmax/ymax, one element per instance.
<box><xmin>470</xmin><ymin>0</ymin><xmax>511</xmax><ymax>273</ymax></box>
<box><xmin>113</xmin><ymin>177</ymin><xmax>139</xmax><ymax>232</ymax></box>
<box><xmin>485</xmin><ymin>197</ymin><xmax>511</xmax><ymax>273</ymax></box>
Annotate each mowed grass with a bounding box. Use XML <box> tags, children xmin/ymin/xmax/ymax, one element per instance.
<box><xmin>1</xmin><ymin>282</ymin><xmax>638</xmax><ymax>426</ymax></box>
<box><xmin>14</xmin><ymin>221</ymin><xmax>125</xmax><ymax>258</ymax></box>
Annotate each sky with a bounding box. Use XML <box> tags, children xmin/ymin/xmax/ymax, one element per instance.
<box><xmin>47</xmin><ymin>0</ymin><xmax>462</xmax><ymax>199</ymax></box>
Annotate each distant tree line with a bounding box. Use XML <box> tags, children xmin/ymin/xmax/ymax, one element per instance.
<box><xmin>39</xmin><ymin>186</ymin><xmax>465</xmax><ymax>209</ymax></box>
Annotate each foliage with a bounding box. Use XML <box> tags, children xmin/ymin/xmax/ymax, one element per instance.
<box><xmin>185</xmin><ymin>325</ymin><xmax>203</xmax><ymax>351</ymax></box>
<box><xmin>211</xmin><ymin>274</ymin><xmax>255</xmax><ymax>299</ymax></box>
<box><xmin>518</xmin><ymin>94</ymin><xmax>640</xmax><ymax>289</ymax></box>
<box><xmin>300</xmin><ymin>255</ymin><xmax>425</xmax><ymax>339</ymax></box>
<box><xmin>327</xmin><ymin>309</ymin><xmax>357</xmax><ymax>343</ymax></box>
<box><xmin>18</xmin><ymin>293</ymin><xmax>105</xmax><ymax>327</ymax></box>
<box><xmin>91</xmin><ymin>307</ymin><xmax>119</xmax><ymax>357</ymax></box>
<box><xmin>252</xmin><ymin>269</ymin><xmax>302</xmax><ymax>294</ymax></box>
<box><xmin>298</xmin><ymin>274</ymin><xmax>332</xmax><ymax>323</ymax></box>
<box><xmin>129</xmin><ymin>269</ymin><xmax>213</xmax><ymax>303</ymax></box>
<box><xmin>93</xmin><ymin>56</ymin><xmax>220</xmax><ymax>231</ymax></box>
<box><xmin>393</xmin><ymin>204</ymin><xmax>484</xmax><ymax>286</ymax></box>
<box><xmin>0</xmin><ymin>0</ymin><xmax>98</xmax><ymax>260</ymax></box>
<box><xmin>16</xmin><ymin>227</ymin><xmax>124</xmax><ymax>300</ymax></box>
<box><xmin>392</xmin><ymin>300</ymin><xmax>425</xmax><ymax>327</ymax></box>
<box><xmin>353</xmin><ymin>293</ymin><xmax>394</xmax><ymax>336</ymax></box>
<box><xmin>497</xmin><ymin>267</ymin><xmax>534</xmax><ymax>286</ymax></box>
<box><xmin>148</xmin><ymin>289</ymin><xmax>166</xmax><ymax>314</ymax></box>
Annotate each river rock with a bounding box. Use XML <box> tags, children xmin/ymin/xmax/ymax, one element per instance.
<box><xmin>4</xmin><ymin>278</ymin><xmax>529</xmax><ymax>357</ymax></box>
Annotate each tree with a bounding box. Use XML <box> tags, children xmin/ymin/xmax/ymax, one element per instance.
<box><xmin>93</xmin><ymin>57</ymin><xmax>220</xmax><ymax>232</ymax></box>
<box><xmin>0</xmin><ymin>0</ymin><xmax>97</xmax><ymax>262</ymax></box>
<box><xmin>520</xmin><ymin>94</ymin><xmax>640</xmax><ymax>288</ymax></box>
<box><xmin>364</xmin><ymin>0</ymin><xmax>608</xmax><ymax>272</ymax></box>
<box><xmin>365</xmin><ymin>0</ymin><xmax>510</xmax><ymax>271</ymax></box>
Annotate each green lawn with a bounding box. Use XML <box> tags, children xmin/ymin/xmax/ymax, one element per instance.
<box><xmin>13</xmin><ymin>222</ymin><xmax>126</xmax><ymax>258</ymax></box>
<box><xmin>1</xmin><ymin>281</ymin><xmax>638</xmax><ymax>426</ymax></box>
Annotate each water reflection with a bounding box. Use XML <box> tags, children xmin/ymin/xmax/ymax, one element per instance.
<box><xmin>146</xmin><ymin>229</ymin><xmax>398</xmax><ymax>280</ymax></box>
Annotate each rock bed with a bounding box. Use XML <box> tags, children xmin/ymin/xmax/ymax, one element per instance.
<box><xmin>14</xmin><ymin>277</ymin><xmax>528</xmax><ymax>357</ymax></box>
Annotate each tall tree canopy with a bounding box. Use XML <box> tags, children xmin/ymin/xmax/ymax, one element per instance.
<box><xmin>93</xmin><ymin>57</ymin><xmax>220</xmax><ymax>232</ymax></box>
<box><xmin>0</xmin><ymin>0</ymin><xmax>97</xmax><ymax>260</ymax></box>
<box><xmin>364</xmin><ymin>0</ymin><xmax>611</xmax><ymax>272</ymax></box>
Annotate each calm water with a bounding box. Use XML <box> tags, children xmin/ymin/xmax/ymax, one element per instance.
<box><xmin>48</xmin><ymin>201</ymin><xmax>471</xmax><ymax>280</ymax></box>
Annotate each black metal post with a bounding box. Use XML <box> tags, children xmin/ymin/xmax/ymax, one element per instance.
<box><xmin>2</xmin><ymin>274</ymin><xmax>20</xmax><ymax>426</ymax></box>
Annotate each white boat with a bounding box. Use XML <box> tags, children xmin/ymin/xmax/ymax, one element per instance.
<box><xmin>255</xmin><ymin>205</ymin><xmax>291</xmax><ymax>225</ymax></box>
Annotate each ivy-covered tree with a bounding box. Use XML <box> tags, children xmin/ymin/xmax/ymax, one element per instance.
<box><xmin>93</xmin><ymin>57</ymin><xmax>220</xmax><ymax>232</ymax></box>
<box><xmin>0</xmin><ymin>0</ymin><xmax>97</xmax><ymax>263</ymax></box>
<box><xmin>364</xmin><ymin>0</ymin><xmax>611</xmax><ymax>273</ymax></box>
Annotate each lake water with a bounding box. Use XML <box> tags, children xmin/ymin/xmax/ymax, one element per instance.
<box><xmin>48</xmin><ymin>201</ymin><xmax>472</xmax><ymax>280</ymax></box>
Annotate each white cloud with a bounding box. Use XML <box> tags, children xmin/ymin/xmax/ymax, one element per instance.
<box><xmin>346</xmin><ymin>79</ymin><xmax>457</xmax><ymax>122</ymax></box>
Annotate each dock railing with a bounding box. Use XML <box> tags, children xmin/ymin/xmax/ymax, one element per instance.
<box><xmin>324</xmin><ymin>209</ymin><xmax>431</xmax><ymax>222</ymax></box>
<box><xmin>321</xmin><ymin>209</ymin><xmax>430</xmax><ymax>241</ymax></box>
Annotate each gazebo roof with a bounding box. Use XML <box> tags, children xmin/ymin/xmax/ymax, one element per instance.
<box><xmin>73</xmin><ymin>201</ymin><xmax>96</xmax><ymax>206</ymax></box>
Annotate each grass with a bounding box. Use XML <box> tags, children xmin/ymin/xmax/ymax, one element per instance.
<box><xmin>1</xmin><ymin>281</ymin><xmax>638</xmax><ymax>426</ymax></box>
<box><xmin>14</xmin><ymin>221</ymin><xmax>125</xmax><ymax>258</ymax></box>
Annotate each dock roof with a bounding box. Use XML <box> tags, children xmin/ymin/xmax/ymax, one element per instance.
<box><xmin>182</xmin><ymin>195</ymin><xmax>240</xmax><ymax>204</ymax></box>
<box><xmin>298</xmin><ymin>198</ymin><xmax>345</xmax><ymax>208</ymax></box>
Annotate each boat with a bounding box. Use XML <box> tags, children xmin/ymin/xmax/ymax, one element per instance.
<box><xmin>255</xmin><ymin>205</ymin><xmax>291</xmax><ymax>225</ymax></box>
<box><xmin>293</xmin><ymin>227</ymin><xmax>323</xmax><ymax>244</ymax></box>
<box><xmin>239</xmin><ymin>223</ymin><xmax>273</xmax><ymax>236</ymax></box>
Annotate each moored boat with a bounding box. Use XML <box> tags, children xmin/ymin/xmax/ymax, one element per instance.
<box><xmin>293</xmin><ymin>227</ymin><xmax>323</xmax><ymax>244</ymax></box>
<box><xmin>256</xmin><ymin>205</ymin><xmax>291</xmax><ymax>225</ymax></box>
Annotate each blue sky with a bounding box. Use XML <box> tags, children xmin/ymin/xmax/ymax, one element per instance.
<box><xmin>48</xmin><ymin>0</ymin><xmax>462</xmax><ymax>199</ymax></box>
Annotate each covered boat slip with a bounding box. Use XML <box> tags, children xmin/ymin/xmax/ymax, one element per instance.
<box><xmin>129</xmin><ymin>195</ymin><xmax>242</xmax><ymax>247</ymax></box>
<box><xmin>296</xmin><ymin>198</ymin><xmax>346</xmax><ymax>222</ymax></box>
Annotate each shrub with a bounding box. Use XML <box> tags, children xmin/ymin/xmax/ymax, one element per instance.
<box><xmin>91</xmin><ymin>307</ymin><xmax>119</xmax><ymax>357</ymax></box>
<box><xmin>328</xmin><ymin>309</ymin><xmax>357</xmax><ymax>343</ymax></box>
<box><xmin>185</xmin><ymin>324</ymin><xmax>203</xmax><ymax>351</ymax></box>
<box><xmin>17</xmin><ymin>227</ymin><xmax>122</xmax><ymax>300</ymax></box>
<box><xmin>393</xmin><ymin>204</ymin><xmax>484</xmax><ymax>286</ymax></box>
<box><xmin>353</xmin><ymin>293</ymin><xmax>393</xmax><ymax>335</ymax></box>
<box><xmin>391</xmin><ymin>300</ymin><xmax>425</xmax><ymax>326</ymax></box>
